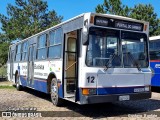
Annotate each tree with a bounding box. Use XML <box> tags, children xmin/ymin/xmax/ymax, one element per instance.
<box><xmin>95</xmin><ymin>0</ymin><xmax>160</xmax><ymax>36</ymax></box>
<box><xmin>0</xmin><ymin>0</ymin><xmax>63</xmax><ymax>41</ymax></box>
<box><xmin>95</xmin><ymin>0</ymin><xmax>130</xmax><ymax>17</ymax></box>
<box><xmin>130</xmin><ymin>4</ymin><xmax>160</xmax><ymax>36</ymax></box>
<box><xmin>0</xmin><ymin>42</ymin><xmax>9</xmax><ymax>66</ymax></box>
<box><xmin>0</xmin><ymin>33</ymin><xmax>10</xmax><ymax>43</ymax></box>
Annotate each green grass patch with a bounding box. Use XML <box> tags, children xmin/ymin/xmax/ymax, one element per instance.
<box><xmin>0</xmin><ymin>85</ymin><xmax>15</xmax><ymax>89</ymax></box>
<box><xmin>0</xmin><ymin>66</ymin><xmax>7</xmax><ymax>77</ymax></box>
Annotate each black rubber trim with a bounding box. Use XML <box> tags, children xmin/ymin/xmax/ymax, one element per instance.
<box><xmin>83</xmin><ymin>92</ymin><xmax>151</xmax><ymax>104</ymax></box>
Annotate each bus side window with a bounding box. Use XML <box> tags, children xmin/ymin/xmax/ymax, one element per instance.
<box><xmin>37</xmin><ymin>34</ymin><xmax>47</xmax><ymax>60</ymax></box>
<box><xmin>48</xmin><ymin>28</ymin><xmax>62</xmax><ymax>59</ymax></box>
<box><xmin>15</xmin><ymin>44</ymin><xmax>22</xmax><ymax>61</ymax></box>
<box><xmin>21</xmin><ymin>41</ymin><xmax>28</xmax><ymax>61</ymax></box>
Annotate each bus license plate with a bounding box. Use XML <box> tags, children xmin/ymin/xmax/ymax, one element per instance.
<box><xmin>119</xmin><ymin>95</ymin><xmax>130</xmax><ymax>101</ymax></box>
<box><xmin>134</xmin><ymin>88</ymin><xmax>144</xmax><ymax>93</ymax></box>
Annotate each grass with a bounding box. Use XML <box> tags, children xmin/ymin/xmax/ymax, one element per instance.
<box><xmin>0</xmin><ymin>85</ymin><xmax>15</xmax><ymax>89</ymax></box>
<box><xmin>0</xmin><ymin>80</ymin><xmax>15</xmax><ymax>89</ymax></box>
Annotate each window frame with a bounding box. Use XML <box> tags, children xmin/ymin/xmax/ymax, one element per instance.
<box><xmin>85</xmin><ymin>27</ymin><xmax>120</xmax><ymax>67</ymax></box>
<box><xmin>37</xmin><ymin>33</ymin><xmax>48</xmax><ymax>60</ymax></box>
<box><xmin>21</xmin><ymin>41</ymin><xmax>28</xmax><ymax>61</ymax></box>
<box><xmin>48</xmin><ymin>28</ymin><xmax>62</xmax><ymax>59</ymax></box>
<box><xmin>121</xmin><ymin>30</ymin><xmax>149</xmax><ymax>68</ymax></box>
<box><xmin>15</xmin><ymin>43</ymin><xmax>22</xmax><ymax>62</ymax></box>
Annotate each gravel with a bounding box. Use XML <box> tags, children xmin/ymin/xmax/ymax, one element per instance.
<box><xmin>0</xmin><ymin>81</ymin><xmax>160</xmax><ymax>119</ymax></box>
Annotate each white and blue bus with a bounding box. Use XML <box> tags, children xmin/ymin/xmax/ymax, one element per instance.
<box><xmin>149</xmin><ymin>36</ymin><xmax>160</xmax><ymax>87</ymax></box>
<box><xmin>7</xmin><ymin>13</ymin><xmax>152</xmax><ymax>106</ymax></box>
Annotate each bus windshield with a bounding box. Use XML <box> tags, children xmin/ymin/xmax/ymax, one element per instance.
<box><xmin>86</xmin><ymin>27</ymin><xmax>121</xmax><ymax>67</ymax></box>
<box><xmin>86</xmin><ymin>27</ymin><xmax>148</xmax><ymax>68</ymax></box>
<box><xmin>122</xmin><ymin>31</ymin><xmax>148</xmax><ymax>68</ymax></box>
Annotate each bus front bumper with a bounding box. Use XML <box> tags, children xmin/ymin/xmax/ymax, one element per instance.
<box><xmin>80</xmin><ymin>92</ymin><xmax>151</xmax><ymax>104</ymax></box>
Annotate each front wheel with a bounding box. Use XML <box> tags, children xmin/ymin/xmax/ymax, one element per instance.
<box><xmin>50</xmin><ymin>78</ymin><xmax>63</xmax><ymax>106</ymax></box>
<box><xmin>16</xmin><ymin>74</ymin><xmax>22</xmax><ymax>91</ymax></box>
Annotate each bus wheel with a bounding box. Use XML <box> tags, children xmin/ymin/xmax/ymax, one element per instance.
<box><xmin>16</xmin><ymin>74</ymin><xmax>22</xmax><ymax>91</ymax></box>
<box><xmin>50</xmin><ymin>78</ymin><xmax>62</xmax><ymax>106</ymax></box>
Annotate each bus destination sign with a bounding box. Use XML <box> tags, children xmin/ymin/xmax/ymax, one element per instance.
<box><xmin>95</xmin><ymin>17</ymin><xmax>108</xmax><ymax>27</ymax></box>
<box><xmin>115</xmin><ymin>21</ymin><xmax>143</xmax><ymax>31</ymax></box>
<box><xmin>94</xmin><ymin>16</ymin><xmax>143</xmax><ymax>31</ymax></box>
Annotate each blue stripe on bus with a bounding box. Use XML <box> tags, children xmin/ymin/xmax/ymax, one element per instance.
<box><xmin>20</xmin><ymin>75</ymin><xmax>64</xmax><ymax>96</ymax></box>
<box><xmin>97</xmin><ymin>86</ymin><xmax>145</xmax><ymax>95</ymax></box>
<box><xmin>150</xmin><ymin>61</ymin><xmax>160</xmax><ymax>87</ymax></box>
<box><xmin>58</xmin><ymin>85</ymin><xmax>63</xmax><ymax>98</ymax></box>
<box><xmin>151</xmin><ymin>78</ymin><xmax>160</xmax><ymax>87</ymax></box>
<box><xmin>151</xmin><ymin>74</ymin><xmax>160</xmax><ymax>87</ymax></box>
<box><xmin>34</xmin><ymin>79</ymin><xmax>48</xmax><ymax>93</ymax></box>
<box><xmin>20</xmin><ymin>76</ymin><xmax>27</xmax><ymax>86</ymax></box>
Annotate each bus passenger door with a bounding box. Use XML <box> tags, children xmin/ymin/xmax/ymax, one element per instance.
<box><xmin>27</xmin><ymin>44</ymin><xmax>36</xmax><ymax>87</ymax></box>
<box><xmin>10</xmin><ymin>50</ymin><xmax>14</xmax><ymax>81</ymax></box>
<box><xmin>63</xmin><ymin>30</ymin><xmax>79</xmax><ymax>101</ymax></box>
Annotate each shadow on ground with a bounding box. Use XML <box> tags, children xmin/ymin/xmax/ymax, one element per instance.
<box><xmin>151</xmin><ymin>86</ymin><xmax>160</xmax><ymax>93</ymax></box>
<box><xmin>19</xmin><ymin>87</ymin><xmax>160</xmax><ymax>118</ymax></box>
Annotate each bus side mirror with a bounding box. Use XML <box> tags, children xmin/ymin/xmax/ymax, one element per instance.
<box><xmin>82</xmin><ymin>19</ymin><xmax>89</xmax><ymax>45</ymax></box>
<box><xmin>82</xmin><ymin>32</ymin><xmax>89</xmax><ymax>45</ymax></box>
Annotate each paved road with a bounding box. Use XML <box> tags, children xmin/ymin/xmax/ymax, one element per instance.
<box><xmin>0</xmin><ymin>84</ymin><xmax>160</xmax><ymax>119</ymax></box>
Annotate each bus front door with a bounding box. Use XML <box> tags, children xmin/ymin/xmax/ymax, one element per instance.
<box><xmin>27</xmin><ymin>44</ymin><xmax>36</xmax><ymax>87</ymax></box>
<box><xmin>63</xmin><ymin>30</ymin><xmax>79</xmax><ymax>101</ymax></box>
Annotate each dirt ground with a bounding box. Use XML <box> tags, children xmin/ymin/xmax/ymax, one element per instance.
<box><xmin>1</xmin><ymin>81</ymin><xmax>160</xmax><ymax>120</ymax></box>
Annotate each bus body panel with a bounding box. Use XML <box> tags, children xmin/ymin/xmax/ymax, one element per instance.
<box><xmin>7</xmin><ymin>62</ymin><xmax>10</xmax><ymax>81</ymax></box>
<box><xmin>149</xmin><ymin>36</ymin><xmax>160</xmax><ymax>87</ymax></box>
<box><xmin>33</xmin><ymin>60</ymin><xmax>63</xmax><ymax>94</ymax></box>
<box><xmin>12</xmin><ymin>60</ymin><xmax>63</xmax><ymax>94</ymax></box>
<box><xmin>34</xmin><ymin>60</ymin><xmax>63</xmax><ymax>80</ymax></box>
<box><xmin>79</xmin><ymin>68</ymin><xmax>151</xmax><ymax>94</ymax></box>
<box><xmin>150</xmin><ymin>61</ymin><xmax>160</xmax><ymax>86</ymax></box>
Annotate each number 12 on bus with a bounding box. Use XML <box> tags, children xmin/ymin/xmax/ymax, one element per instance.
<box><xmin>7</xmin><ymin>13</ymin><xmax>152</xmax><ymax>106</ymax></box>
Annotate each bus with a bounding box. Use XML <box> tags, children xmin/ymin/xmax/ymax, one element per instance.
<box><xmin>149</xmin><ymin>36</ymin><xmax>160</xmax><ymax>87</ymax></box>
<box><xmin>7</xmin><ymin>13</ymin><xmax>152</xmax><ymax>106</ymax></box>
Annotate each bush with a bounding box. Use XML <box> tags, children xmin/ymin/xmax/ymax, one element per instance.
<box><xmin>0</xmin><ymin>65</ymin><xmax>7</xmax><ymax>77</ymax></box>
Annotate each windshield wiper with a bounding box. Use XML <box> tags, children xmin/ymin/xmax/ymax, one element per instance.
<box><xmin>105</xmin><ymin>53</ymin><xmax>116</xmax><ymax>70</ymax></box>
<box><xmin>125</xmin><ymin>52</ymin><xmax>141</xmax><ymax>71</ymax></box>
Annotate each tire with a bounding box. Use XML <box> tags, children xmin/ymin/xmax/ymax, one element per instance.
<box><xmin>50</xmin><ymin>78</ymin><xmax>63</xmax><ymax>106</ymax></box>
<box><xmin>15</xmin><ymin>74</ymin><xmax>23</xmax><ymax>91</ymax></box>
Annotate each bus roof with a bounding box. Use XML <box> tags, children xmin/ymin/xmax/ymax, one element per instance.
<box><xmin>10</xmin><ymin>12</ymin><xmax>149</xmax><ymax>47</ymax></box>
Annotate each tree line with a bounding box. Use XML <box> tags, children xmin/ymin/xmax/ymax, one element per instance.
<box><xmin>0</xmin><ymin>0</ymin><xmax>159</xmax><ymax>66</ymax></box>
<box><xmin>0</xmin><ymin>0</ymin><xmax>63</xmax><ymax>66</ymax></box>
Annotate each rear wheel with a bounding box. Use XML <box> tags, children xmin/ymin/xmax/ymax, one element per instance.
<box><xmin>50</xmin><ymin>78</ymin><xmax>63</xmax><ymax>106</ymax></box>
<box><xmin>16</xmin><ymin>74</ymin><xmax>22</xmax><ymax>91</ymax></box>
